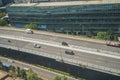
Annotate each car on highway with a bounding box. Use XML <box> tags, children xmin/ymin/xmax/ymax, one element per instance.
<box><xmin>8</xmin><ymin>40</ymin><xmax>11</xmax><ymax>43</ymax></box>
<box><xmin>65</xmin><ymin>50</ymin><xmax>74</xmax><ymax>55</ymax></box>
<box><xmin>106</xmin><ymin>41</ymin><xmax>120</xmax><ymax>48</ymax></box>
<box><xmin>62</xmin><ymin>41</ymin><xmax>69</xmax><ymax>46</ymax></box>
<box><xmin>34</xmin><ymin>44</ymin><xmax>41</xmax><ymax>48</ymax></box>
<box><xmin>26</xmin><ymin>29</ymin><xmax>34</xmax><ymax>34</ymax></box>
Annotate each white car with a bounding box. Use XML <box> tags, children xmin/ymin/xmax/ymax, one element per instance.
<box><xmin>26</xmin><ymin>29</ymin><xmax>34</xmax><ymax>34</ymax></box>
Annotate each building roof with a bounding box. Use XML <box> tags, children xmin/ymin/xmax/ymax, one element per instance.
<box><xmin>10</xmin><ymin>0</ymin><xmax>120</xmax><ymax>7</ymax></box>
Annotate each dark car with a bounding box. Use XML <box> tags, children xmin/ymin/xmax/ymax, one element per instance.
<box><xmin>65</xmin><ymin>50</ymin><xmax>74</xmax><ymax>55</ymax></box>
<box><xmin>62</xmin><ymin>41</ymin><xmax>69</xmax><ymax>46</ymax></box>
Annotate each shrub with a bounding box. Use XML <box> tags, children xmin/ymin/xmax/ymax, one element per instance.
<box><xmin>96</xmin><ymin>32</ymin><xmax>106</xmax><ymax>40</ymax></box>
<box><xmin>0</xmin><ymin>20</ymin><xmax>7</xmax><ymax>26</ymax></box>
<box><xmin>0</xmin><ymin>12</ymin><xmax>6</xmax><ymax>18</ymax></box>
<box><xmin>24</xmin><ymin>23</ymin><xmax>38</xmax><ymax>30</ymax></box>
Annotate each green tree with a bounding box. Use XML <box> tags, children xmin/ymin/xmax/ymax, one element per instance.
<box><xmin>10</xmin><ymin>66</ymin><xmax>16</xmax><ymax>73</ymax></box>
<box><xmin>9</xmin><ymin>66</ymin><xmax>17</xmax><ymax>79</ymax></box>
<box><xmin>105</xmin><ymin>28</ymin><xmax>115</xmax><ymax>40</ymax></box>
<box><xmin>0</xmin><ymin>12</ymin><xmax>6</xmax><ymax>18</ymax></box>
<box><xmin>20</xmin><ymin>69</ymin><xmax>27</xmax><ymax>79</ymax></box>
<box><xmin>0</xmin><ymin>20</ymin><xmax>7</xmax><ymax>26</ymax></box>
<box><xmin>26</xmin><ymin>69</ymin><xmax>39</xmax><ymax>80</ymax></box>
<box><xmin>86</xmin><ymin>31</ymin><xmax>93</xmax><ymax>37</ymax></box>
<box><xmin>96</xmin><ymin>32</ymin><xmax>106</xmax><ymax>39</ymax></box>
<box><xmin>53</xmin><ymin>75</ymin><xmax>67</xmax><ymax>80</ymax></box>
<box><xmin>106</xmin><ymin>28</ymin><xmax>113</xmax><ymax>36</ymax></box>
<box><xmin>113</xmin><ymin>35</ymin><xmax>119</xmax><ymax>41</ymax></box>
<box><xmin>16</xmin><ymin>67</ymin><xmax>20</xmax><ymax>77</ymax></box>
<box><xmin>53</xmin><ymin>75</ymin><xmax>61</xmax><ymax>80</ymax></box>
<box><xmin>24</xmin><ymin>23</ymin><xmax>38</xmax><ymax>30</ymax></box>
<box><xmin>61</xmin><ymin>76</ymin><xmax>67</xmax><ymax>80</ymax></box>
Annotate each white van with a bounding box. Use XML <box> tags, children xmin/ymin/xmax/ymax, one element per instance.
<box><xmin>26</xmin><ymin>29</ymin><xmax>33</xmax><ymax>34</ymax></box>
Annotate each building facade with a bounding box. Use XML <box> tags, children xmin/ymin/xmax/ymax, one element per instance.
<box><xmin>0</xmin><ymin>0</ymin><xmax>3</xmax><ymax>6</ymax></box>
<box><xmin>7</xmin><ymin>1</ymin><xmax>120</xmax><ymax>34</ymax></box>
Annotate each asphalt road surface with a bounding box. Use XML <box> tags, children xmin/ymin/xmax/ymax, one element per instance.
<box><xmin>0</xmin><ymin>38</ymin><xmax>120</xmax><ymax>74</ymax></box>
<box><xmin>0</xmin><ymin>29</ymin><xmax>120</xmax><ymax>53</ymax></box>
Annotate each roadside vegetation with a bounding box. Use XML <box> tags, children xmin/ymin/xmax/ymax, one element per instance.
<box><xmin>24</xmin><ymin>23</ymin><xmax>38</xmax><ymax>30</ymax></box>
<box><xmin>0</xmin><ymin>61</ymin><xmax>43</xmax><ymax>80</ymax></box>
<box><xmin>37</xmin><ymin>65</ymin><xmax>69</xmax><ymax>76</ymax></box>
<box><xmin>0</xmin><ymin>12</ymin><xmax>6</xmax><ymax>18</ymax></box>
<box><xmin>0</xmin><ymin>19</ymin><xmax>7</xmax><ymax>26</ymax></box>
<box><xmin>0</xmin><ymin>12</ymin><xmax>7</xmax><ymax>26</ymax></box>
<box><xmin>53</xmin><ymin>75</ymin><xmax>67</xmax><ymax>80</ymax></box>
<box><xmin>96</xmin><ymin>28</ymin><xmax>119</xmax><ymax>41</ymax></box>
<box><xmin>86</xmin><ymin>28</ymin><xmax>119</xmax><ymax>41</ymax></box>
<box><xmin>0</xmin><ymin>61</ymin><xmax>70</xmax><ymax>80</ymax></box>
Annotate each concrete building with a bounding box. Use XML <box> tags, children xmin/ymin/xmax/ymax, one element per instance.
<box><xmin>7</xmin><ymin>0</ymin><xmax>120</xmax><ymax>34</ymax></box>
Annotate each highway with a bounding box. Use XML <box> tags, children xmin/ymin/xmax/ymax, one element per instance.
<box><xmin>0</xmin><ymin>29</ymin><xmax>120</xmax><ymax>54</ymax></box>
<box><xmin>0</xmin><ymin>37</ymin><xmax>120</xmax><ymax>76</ymax></box>
<box><xmin>0</xmin><ymin>56</ymin><xmax>76</xmax><ymax>80</ymax></box>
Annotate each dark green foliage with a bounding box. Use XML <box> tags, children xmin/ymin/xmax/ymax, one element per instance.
<box><xmin>10</xmin><ymin>66</ymin><xmax>16</xmax><ymax>73</ymax></box>
<box><xmin>9</xmin><ymin>66</ymin><xmax>42</xmax><ymax>80</ymax></box>
<box><xmin>26</xmin><ymin>69</ymin><xmax>43</xmax><ymax>80</ymax></box>
<box><xmin>53</xmin><ymin>75</ymin><xmax>67</xmax><ymax>80</ymax></box>
<box><xmin>24</xmin><ymin>23</ymin><xmax>38</xmax><ymax>30</ymax></box>
<box><xmin>16</xmin><ymin>67</ymin><xmax>20</xmax><ymax>77</ymax></box>
<box><xmin>86</xmin><ymin>31</ymin><xmax>94</xmax><ymax>37</ymax></box>
<box><xmin>62</xmin><ymin>42</ymin><xmax>69</xmax><ymax>46</ymax></box>
<box><xmin>20</xmin><ymin>69</ymin><xmax>27</xmax><ymax>79</ymax></box>
<box><xmin>113</xmin><ymin>35</ymin><xmax>119</xmax><ymax>41</ymax></box>
<box><xmin>96</xmin><ymin>32</ymin><xmax>106</xmax><ymax>39</ymax></box>
<box><xmin>0</xmin><ymin>12</ymin><xmax>6</xmax><ymax>18</ymax></box>
<box><xmin>0</xmin><ymin>20</ymin><xmax>7</xmax><ymax>26</ymax></box>
<box><xmin>96</xmin><ymin>28</ymin><xmax>119</xmax><ymax>41</ymax></box>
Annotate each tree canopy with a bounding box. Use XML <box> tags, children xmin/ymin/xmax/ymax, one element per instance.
<box><xmin>0</xmin><ymin>20</ymin><xmax>7</xmax><ymax>26</ymax></box>
<box><xmin>24</xmin><ymin>23</ymin><xmax>38</xmax><ymax>30</ymax></box>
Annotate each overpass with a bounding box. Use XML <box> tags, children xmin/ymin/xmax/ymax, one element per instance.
<box><xmin>0</xmin><ymin>28</ymin><xmax>120</xmax><ymax>76</ymax></box>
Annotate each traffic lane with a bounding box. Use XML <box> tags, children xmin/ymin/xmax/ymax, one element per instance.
<box><xmin>0</xmin><ymin>29</ymin><xmax>120</xmax><ymax>53</ymax></box>
<box><xmin>21</xmin><ymin>42</ymin><xmax>120</xmax><ymax>70</ymax></box>
<box><xmin>0</xmin><ymin>38</ymin><xmax>29</xmax><ymax>48</ymax></box>
<box><xmin>0</xmin><ymin>37</ymin><xmax>120</xmax><ymax>70</ymax></box>
<box><xmin>0</xmin><ymin>57</ymin><xmax>75</xmax><ymax>80</ymax></box>
<box><xmin>0</xmin><ymin>39</ymin><xmax>119</xmax><ymax>69</ymax></box>
<box><xmin>60</xmin><ymin>50</ymin><xmax>120</xmax><ymax>70</ymax></box>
